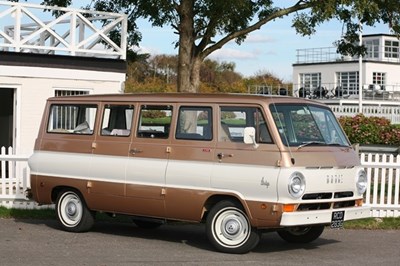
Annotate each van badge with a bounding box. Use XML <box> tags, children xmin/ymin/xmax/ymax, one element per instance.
<box><xmin>326</xmin><ymin>174</ymin><xmax>343</xmax><ymax>184</ymax></box>
<box><xmin>261</xmin><ymin>177</ymin><xmax>270</xmax><ymax>188</ymax></box>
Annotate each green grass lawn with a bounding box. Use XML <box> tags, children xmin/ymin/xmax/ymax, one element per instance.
<box><xmin>343</xmin><ymin>217</ymin><xmax>400</xmax><ymax>230</ymax></box>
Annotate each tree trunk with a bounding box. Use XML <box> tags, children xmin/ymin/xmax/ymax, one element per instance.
<box><xmin>177</xmin><ymin>0</ymin><xmax>197</xmax><ymax>93</ymax></box>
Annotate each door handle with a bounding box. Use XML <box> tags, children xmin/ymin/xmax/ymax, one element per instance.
<box><xmin>129</xmin><ymin>148</ymin><xmax>143</xmax><ymax>155</ymax></box>
<box><xmin>217</xmin><ymin>153</ymin><xmax>234</xmax><ymax>159</ymax></box>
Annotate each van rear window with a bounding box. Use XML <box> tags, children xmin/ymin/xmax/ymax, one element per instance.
<box><xmin>47</xmin><ymin>104</ymin><xmax>97</xmax><ymax>135</ymax></box>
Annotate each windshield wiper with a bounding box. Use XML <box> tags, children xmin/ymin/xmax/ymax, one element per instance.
<box><xmin>297</xmin><ymin>141</ymin><xmax>326</xmax><ymax>150</ymax></box>
<box><xmin>297</xmin><ymin>142</ymin><xmax>351</xmax><ymax>150</ymax></box>
<box><xmin>326</xmin><ymin>143</ymin><xmax>352</xmax><ymax>148</ymax></box>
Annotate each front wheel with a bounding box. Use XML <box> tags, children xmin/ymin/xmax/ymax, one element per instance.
<box><xmin>206</xmin><ymin>200</ymin><xmax>260</xmax><ymax>254</ymax></box>
<box><xmin>277</xmin><ymin>225</ymin><xmax>325</xmax><ymax>243</ymax></box>
<box><xmin>56</xmin><ymin>189</ymin><xmax>94</xmax><ymax>232</ymax></box>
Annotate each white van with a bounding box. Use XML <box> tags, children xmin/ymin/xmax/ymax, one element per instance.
<box><xmin>28</xmin><ymin>93</ymin><xmax>370</xmax><ymax>253</ymax></box>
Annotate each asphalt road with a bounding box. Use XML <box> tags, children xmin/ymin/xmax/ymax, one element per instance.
<box><xmin>0</xmin><ymin>218</ymin><xmax>398</xmax><ymax>266</ymax></box>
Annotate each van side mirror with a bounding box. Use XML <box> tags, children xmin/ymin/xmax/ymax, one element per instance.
<box><xmin>243</xmin><ymin>127</ymin><xmax>259</xmax><ymax>148</ymax></box>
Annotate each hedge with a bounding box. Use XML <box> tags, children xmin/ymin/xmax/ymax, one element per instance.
<box><xmin>339</xmin><ymin>114</ymin><xmax>400</xmax><ymax>146</ymax></box>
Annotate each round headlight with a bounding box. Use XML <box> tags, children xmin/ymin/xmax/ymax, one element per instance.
<box><xmin>356</xmin><ymin>169</ymin><xmax>368</xmax><ymax>195</ymax></box>
<box><xmin>288</xmin><ymin>172</ymin><xmax>306</xmax><ymax>198</ymax></box>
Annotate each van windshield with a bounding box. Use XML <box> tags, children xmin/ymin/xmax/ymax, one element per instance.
<box><xmin>270</xmin><ymin>104</ymin><xmax>350</xmax><ymax>148</ymax></box>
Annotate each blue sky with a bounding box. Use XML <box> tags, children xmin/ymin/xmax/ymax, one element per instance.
<box><xmin>9</xmin><ymin>0</ymin><xmax>394</xmax><ymax>81</ymax></box>
<box><xmin>135</xmin><ymin>16</ymin><xmax>392</xmax><ymax>81</ymax></box>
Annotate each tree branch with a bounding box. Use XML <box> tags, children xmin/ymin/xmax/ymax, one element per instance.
<box><xmin>200</xmin><ymin>2</ymin><xmax>313</xmax><ymax>59</ymax></box>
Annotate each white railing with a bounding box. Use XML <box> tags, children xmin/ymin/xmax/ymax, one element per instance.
<box><xmin>361</xmin><ymin>153</ymin><xmax>400</xmax><ymax>217</ymax></box>
<box><xmin>296</xmin><ymin>46</ymin><xmax>400</xmax><ymax>64</ymax></box>
<box><xmin>0</xmin><ymin>1</ymin><xmax>127</xmax><ymax>59</ymax></box>
<box><xmin>329</xmin><ymin>104</ymin><xmax>400</xmax><ymax>124</ymax></box>
<box><xmin>293</xmin><ymin>83</ymin><xmax>400</xmax><ymax>101</ymax></box>
<box><xmin>2</xmin><ymin>147</ymin><xmax>400</xmax><ymax>217</ymax></box>
<box><xmin>0</xmin><ymin>146</ymin><xmax>32</xmax><ymax>208</ymax></box>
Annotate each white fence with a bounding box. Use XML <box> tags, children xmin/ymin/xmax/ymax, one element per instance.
<box><xmin>1</xmin><ymin>146</ymin><xmax>400</xmax><ymax>217</ymax></box>
<box><xmin>329</xmin><ymin>104</ymin><xmax>400</xmax><ymax>124</ymax></box>
<box><xmin>361</xmin><ymin>153</ymin><xmax>400</xmax><ymax>217</ymax></box>
<box><xmin>0</xmin><ymin>146</ymin><xmax>35</xmax><ymax>208</ymax></box>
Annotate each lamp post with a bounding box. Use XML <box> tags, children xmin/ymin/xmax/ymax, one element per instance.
<box><xmin>358</xmin><ymin>20</ymin><xmax>363</xmax><ymax>113</ymax></box>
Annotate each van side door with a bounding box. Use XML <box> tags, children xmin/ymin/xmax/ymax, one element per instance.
<box><xmin>88</xmin><ymin>103</ymin><xmax>134</xmax><ymax>212</ymax></box>
<box><xmin>164</xmin><ymin>105</ymin><xmax>216</xmax><ymax>221</ymax></box>
<box><xmin>212</xmin><ymin>105</ymin><xmax>281</xmax><ymax>216</ymax></box>
<box><xmin>125</xmin><ymin>104</ymin><xmax>173</xmax><ymax>217</ymax></box>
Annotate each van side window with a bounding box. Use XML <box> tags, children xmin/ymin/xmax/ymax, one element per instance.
<box><xmin>47</xmin><ymin>104</ymin><xmax>97</xmax><ymax>135</ymax></box>
<box><xmin>176</xmin><ymin>107</ymin><xmax>212</xmax><ymax>140</ymax></box>
<box><xmin>220</xmin><ymin>107</ymin><xmax>272</xmax><ymax>143</ymax></box>
<box><xmin>137</xmin><ymin>105</ymin><xmax>172</xmax><ymax>139</ymax></box>
<box><xmin>101</xmin><ymin>105</ymin><xmax>134</xmax><ymax>136</ymax></box>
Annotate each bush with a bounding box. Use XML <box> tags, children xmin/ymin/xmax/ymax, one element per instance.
<box><xmin>339</xmin><ymin>114</ymin><xmax>400</xmax><ymax>145</ymax></box>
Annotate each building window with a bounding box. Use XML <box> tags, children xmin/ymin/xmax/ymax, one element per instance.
<box><xmin>336</xmin><ymin>72</ymin><xmax>359</xmax><ymax>95</ymax></box>
<box><xmin>364</xmin><ymin>39</ymin><xmax>379</xmax><ymax>59</ymax></box>
<box><xmin>298</xmin><ymin>73</ymin><xmax>322</xmax><ymax>97</ymax></box>
<box><xmin>299</xmin><ymin>73</ymin><xmax>321</xmax><ymax>90</ymax></box>
<box><xmin>384</xmin><ymin>40</ymin><xmax>399</xmax><ymax>58</ymax></box>
<box><xmin>55</xmin><ymin>89</ymin><xmax>90</xmax><ymax>97</ymax></box>
<box><xmin>373</xmin><ymin>72</ymin><xmax>386</xmax><ymax>86</ymax></box>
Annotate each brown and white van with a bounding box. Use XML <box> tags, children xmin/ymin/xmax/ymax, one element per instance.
<box><xmin>28</xmin><ymin>93</ymin><xmax>370</xmax><ymax>253</ymax></box>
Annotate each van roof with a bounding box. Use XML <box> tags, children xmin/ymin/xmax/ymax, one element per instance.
<box><xmin>47</xmin><ymin>93</ymin><xmax>326</xmax><ymax>106</ymax></box>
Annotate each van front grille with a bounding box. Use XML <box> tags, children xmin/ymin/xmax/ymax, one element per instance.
<box><xmin>302</xmin><ymin>193</ymin><xmax>332</xmax><ymax>200</ymax></box>
<box><xmin>297</xmin><ymin>191</ymin><xmax>357</xmax><ymax>211</ymax></box>
<box><xmin>297</xmin><ymin>200</ymin><xmax>357</xmax><ymax>211</ymax></box>
<box><xmin>302</xmin><ymin>191</ymin><xmax>354</xmax><ymax>201</ymax></box>
<box><xmin>334</xmin><ymin>191</ymin><xmax>354</xmax><ymax>198</ymax></box>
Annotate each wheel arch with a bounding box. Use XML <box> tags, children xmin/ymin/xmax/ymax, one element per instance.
<box><xmin>201</xmin><ymin>194</ymin><xmax>254</xmax><ymax>223</ymax></box>
<box><xmin>51</xmin><ymin>186</ymin><xmax>84</xmax><ymax>203</ymax></box>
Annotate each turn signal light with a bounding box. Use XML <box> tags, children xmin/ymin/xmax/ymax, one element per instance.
<box><xmin>355</xmin><ymin>199</ymin><xmax>363</xmax><ymax>207</ymax></box>
<box><xmin>283</xmin><ymin>204</ymin><xmax>296</xmax><ymax>212</ymax></box>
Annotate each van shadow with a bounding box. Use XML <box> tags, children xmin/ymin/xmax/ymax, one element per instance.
<box><xmin>17</xmin><ymin>218</ymin><xmax>340</xmax><ymax>253</ymax></box>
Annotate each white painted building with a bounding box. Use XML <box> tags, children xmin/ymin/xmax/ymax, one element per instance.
<box><xmin>292</xmin><ymin>34</ymin><xmax>400</xmax><ymax>101</ymax></box>
<box><xmin>0</xmin><ymin>1</ymin><xmax>127</xmax><ymax>156</ymax></box>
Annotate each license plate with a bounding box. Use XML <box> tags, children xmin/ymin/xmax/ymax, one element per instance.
<box><xmin>330</xmin><ymin>210</ymin><xmax>345</xmax><ymax>229</ymax></box>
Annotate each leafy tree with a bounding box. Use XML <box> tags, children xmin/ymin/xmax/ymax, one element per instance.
<box><xmin>245</xmin><ymin>71</ymin><xmax>292</xmax><ymax>95</ymax></box>
<box><xmin>39</xmin><ymin>1</ymin><xmax>400</xmax><ymax>93</ymax></box>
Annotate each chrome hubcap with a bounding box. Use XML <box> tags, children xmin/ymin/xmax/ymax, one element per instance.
<box><xmin>225</xmin><ymin>219</ymin><xmax>240</xmax><ymax>235</ymax></box>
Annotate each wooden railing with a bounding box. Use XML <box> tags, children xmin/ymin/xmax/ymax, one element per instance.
<box><xmin>0</xmin><ymin>1</ymin><xmax>127</xmax><ymax>59</ymax></box>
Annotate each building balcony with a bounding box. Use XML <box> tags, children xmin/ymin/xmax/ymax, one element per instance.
<box><xmin>296</xmin><ymin>47</ymin><xmax>400</xmax><ymax>65</ymax></box>
<box><xmin>0</xmin><ymin>1</ymin><xmax>127</xmax><ymax>59</ymax></box>
<box><xmin>292</xmin><ymin>83</ymin><xmax>400</xmax><ymax>103</ymax></box>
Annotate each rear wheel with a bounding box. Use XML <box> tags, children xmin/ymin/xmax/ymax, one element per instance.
<box><xmin>206</xmin><ymin>200</ymin><xmax>260</xmax><ymax>254</ymax></box>
<box><xmin>56</xmin><ymin>189</ymin><xmax>94</xmax><ymax>232</ymax></box>
<box><xmin>277</xmin><ymin>225</ymin><xmax>325</xmax><ymax>243</ymax></box>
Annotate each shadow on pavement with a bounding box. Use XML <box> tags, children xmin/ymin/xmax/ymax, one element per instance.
<box><xmin>14</xmin><ymin>217</ymin><xmax>339</xmax><ymax>253</ymax></box>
